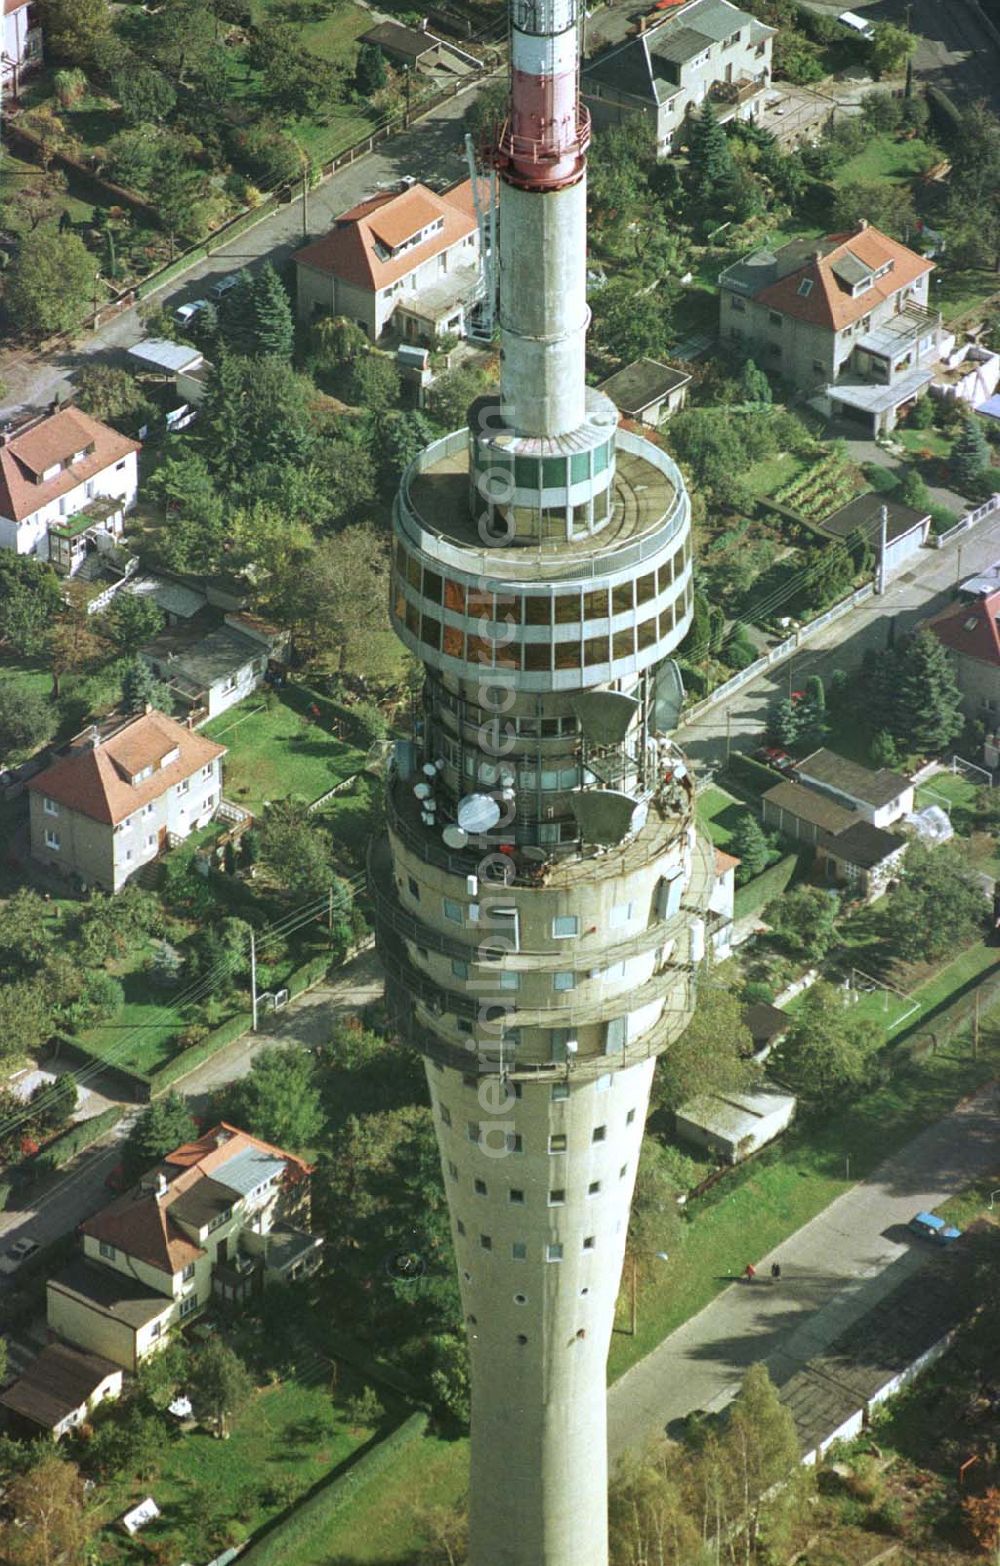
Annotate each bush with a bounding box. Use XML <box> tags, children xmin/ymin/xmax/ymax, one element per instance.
<box><xmin>861</xmin><ymin>462</ymin><xmax>900</xmax><ymax>495</ymax></box>
<box><xmin>345</xmin><ymin>1387</ymin><xmax>385</xmax><ymax>1428</ymax></box>
<box><xmin>929</xmin><ymin>504</ymin><xmax>960</xmax><ymax>535</ymax></box>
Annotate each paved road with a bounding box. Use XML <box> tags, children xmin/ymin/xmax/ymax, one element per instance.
<box><xmin>607</xmin><ymin>1080</ymin><xmax>999</xmax><ymax>1461</ymax></box>
<box><xmin>0</xmin><ymin>79</ymin><xmax>494</xmax><ymax>416</ymax></box>
<box><xmin>0</xmin><ymin>947</ymin><xmax>384</xmax><ymax>1264</ymax></box>
<box><xmin>677</xmin><ymin>509</ymin><xmax>1000</xmax><ymax>772</ymax></box>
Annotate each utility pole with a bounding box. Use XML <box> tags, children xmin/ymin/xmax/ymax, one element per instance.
<box><xmin>725</xmin><ymin>706</ymin><xmax>732</xmax><ymax>763</ymax></box>
<box><xmin>302</xmin><ymin>165</ymin><xmax>309</xmax><ymax>239</ymax></box>
<box><xmin>328</xmin><ymin>883</ymin><xmax>335</xmax><ymax>944</ymax></box>
<box><xmin>875</xmin><ymin>504</ymin><xmax>888</xmax><ymax>596</ymax></box>
<box><xmin>250</xmin><ymin>928</ymin><xmax>258</xmax><ymax>1032</ymax></box>
<box><xmin>973</xmin><ymin>988</ymin><xmax>980</xmax><ymax>1057</ymax></box>
<box><xmin>630</xmin><ymin>1253</ymin><xmax>638</xmax><ymax>1337</ymax></box>
<box><xmin>956</xmin><ymin>542</ymin><xmax>965</xmax><ymax>592</ymax></box>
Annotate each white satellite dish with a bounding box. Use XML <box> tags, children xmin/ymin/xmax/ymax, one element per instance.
<box><xmin>457</xmin><ymin>793</ymin><xmax>501</xmax><ymax>833</ymax></box>
<box><xmin>443</xmin><ymin>824</ymin><xmax>469</xmax><ymax>849</ymax></box>
<box><xmin>414</xmin><ymin>782</ymin><xmax>432</xmax><ymax>800</ymax></box>
<box><xmin>630</xmin><ymin>799</ymin><xmax>649</xmax><ymax>837</ymax></box>
<box><xmin>422</xmin><ymin>762</ymin><xmax>438</xmax><ymax>777</ymax></box>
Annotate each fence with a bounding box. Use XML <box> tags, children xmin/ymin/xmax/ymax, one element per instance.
<box><xmin>680</xmin><ymin>583</ymin><xmax>876</xmax><ymax>729</ymax></box>
<box><xmin>929</xmin><ymin>492</ymin><xmax>1000</xmax><ymax>549</ymax></box>
<box><xmin>85</xmin><ymin>556</ymin><xmax>141</xmax><ymax>616</ymax></box>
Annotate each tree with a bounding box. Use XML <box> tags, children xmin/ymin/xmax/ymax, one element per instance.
<box><xmin>228</xmin><ymin>500</ymin><xmax>312</xmax><ymax>581</ymax></box>
<box><xmin>898</xmin><ymin>465</ymin><xmax>930</xmax><ymax>511</ymax></box>
<box><xmin>869</xmin><ymin>729</ymin><xmax>900</xmax><ymax>768</ymax></box>
<box><xmin>347</xmin><ymin>352</ymin><xmax>401</xmax><ymax>413</ymax></box>
<box><xmin>0</xmin><ymin>1454</ymin><xmax>93</xmax><ymax>1566</ymax></box>
<box><xmin>186</xmin><ymin>915</ymin><xmax>252</xmax><ymax>991</ymax></box>
<box><xmin>686</xmin><ymin>98</ymin><xmax>732</xmax><ymax>216</ymax></box>
<box><xmin>952</xmin><ymin>412</ymin><xmax>992</xmax><ymax>492</ymax></box>
<box><xmin>730</xmin><ymin>811</ymin><xmax>773</xmax><ymax>885</ymax></box>
<box><xmin>355</xmin><ymin>41</ymin><xmax>387</xmax><ymax>96</ymax></box>
<box><xmin>0</xmin><ymin>889</ymin><xmax>54</xmax><ymax>978</ymax></box>
<box><xmin>0</xmin><ymin>679</ymin><xmax>55</xmax><ymax>760</ymax></box>
<box><xmin>880</xmin><ymin>840</ymin><xmax>985</xmax><ymax>963</ymax></box>
<box><xmin>257</xmin><ymin>798</ymin><xmax>341</xmax><ymax>899</ymax></box>
<box><xmin>832</xmin><ymin>180</ymin><xmax>917</xmax><ymax>242</ymax></box>
<box><xmin>739</xmin><ymin>358</ymin><xmax>772</xmax><ymax>405</ymax></box>
<box><xmin>0</xmin><ymin>557</ymin><xmax>62</xmax><ymax>656</ymax></box>
<box><xmin>262</xmin><ymin>44</ymin><xmax>344</xmax><ymax>119</ymax></box>
<box><xmin>765</xmin><ymin>884</ymin><xmax>839</xmax><ymax>961</ymax></box>
<box><xmin>232</xmin><ymin>121</ymin><xmax>303</xmax><ymax>187</ymax></box>
<box><xmin>773</xmin><ymin>981</ymin><xmax>882</xmax><ymax>1097</ymax></box>
<box><xmin>47</xmin><ymin>602</ymin><xmax>106</xmax><ymax>700</ymax></box>
<box><xmin>38</xmin><ymin>0</ymin><xmax>110</xmax><ymax>65</ymax></box>
<box><xmin>590</xmin><ymin>278</ymin><xmax>672</xmax><ymax>362</ymax></box>
<box><xmin>0</xmin><ymin>978</ymin><xmax>53</xmax><ymax>1064</ymax></box>
<box><xmin>230</xmin><ymin>1045</ymin><xmax>325</xmax><ymax>1150</ymax></box>
<box><xmin>766</xmin><ymin>697</ymin><xmax>800</xmax><ymax>749</ymax></box>
<box><xmin>868</xmin><ymin>20</ymin><xmax>916</xmax><ymax>79</ymax></box>
<box><xmin>724</xmin><ymin>1363</ymin><xmax>800</xmax><ymax>1552</ymax></box>
<box><xmin>428</xmin><ymin>365</ymin><xmax>488</xmax><ymax>432</ymax></box>
<box><xmin>963</xmin><ymin>1487</ymin><xmax>1000</xmax><ymax>1558</ymax></box>
<box><xmin>201</xmin><ymin>355</ymin><xmax>315</xmax><ymax>485</ymax></box>
<box><xmin>280</xmin><ymin>525</ymin><xmax>389</xmax><ymax>671</ymax></box>
<box><xmin>122</xmin><ymin>1091</ymin><xmax>196</xmax><ymax>1182</ymax></box>
<box><xmin>146</xmin><ymin>451</ymin><xmax>225</xmax><ymax>573</ymax></box>
<box><xmin>74</xmin><ymin>364</ymin><xmax>148</xmax><ymax>428</ymax></box>
<box><xmin>891</xmin><ymin>628</ymin><xmax>964</xmax><ymax>755</ymax></box>
<box><xmin>652</xmin><ymin>988</ymin><xmax>756</xmax><ymax>1113</ymax></box>
<box><xmin>191</xmin><ymin>1338</ymin><xmax>254</xmax><ymax>1438</ymax></box>
<box><xmin>120</xmin><ymin>658</ymin><xmax>173</xmax><ymax>715</ymax></box>
<box><xmin>148</xmin><ymin>0</ymin><xmax>217</xmax><ymax>83</ymax></box>
<box><xmin>252</xmin><ymin>262</ymin><xmax>294</xmax><ymax>359</ymax></box>
<box><xmin>112</xmin><ymin>62</ymin><xmax>177</xmax><ymax>125</ymax></box>
<box><xmin>2</xmin><ymin>229</ymin><xmax>97</xmax><ymax>337</ymax></box>
<box><xmin>103</xmin><ymin>592</ymin><xmax>165</xmax><ymax>656</ymax></box>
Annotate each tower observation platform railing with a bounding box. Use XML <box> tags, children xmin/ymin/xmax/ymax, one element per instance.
<box><xmin>495</xmin><ymin>106</ymin><xmax>592</xmax><ymax>169</ymax></box>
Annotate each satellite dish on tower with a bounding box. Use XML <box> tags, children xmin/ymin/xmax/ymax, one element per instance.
<box><xmin>652</xmin><ymin>660</ymin><xmax>685</xmax><ymax>735</ymax></box>
<box><xmin>443</xmin><ymin>824</ymin><xmax>469</xmax><ymax>849</ymax></box>
<box><xmin>457</xmin><ymin>794</ymin><xmax>502</xmax><ymax>833</ymax></box>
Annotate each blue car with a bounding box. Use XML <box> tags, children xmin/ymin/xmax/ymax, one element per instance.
<box><xmin>909</xmin><ymin>1211</ymin><xmax>961</xmax><ymax>1245</ymax></box>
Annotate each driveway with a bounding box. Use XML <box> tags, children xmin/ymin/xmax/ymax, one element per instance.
<box><xmin>0</xmin><ymin>77</ymin><xmax>497</xmax><ymax>416</ymax></box>
<box><xmin>607</xmin><ymin>1080</ymin><xmax>999</xmax><ymax>1460</ymax></box>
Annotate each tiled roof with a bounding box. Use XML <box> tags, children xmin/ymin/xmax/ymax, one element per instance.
<box><xmin>0</xmin><ymin>1343</ymin><xmax>120</xmax><ymax>1430</ymax></box>
<box><xmin>82</xmin><ymin>1186</ymin><xmax>204</xmax><ymax>1277</ymax></box>
<box><xmin>763</xmin><ymin>779</ymin><xmax>856</xmax><ymax>835</ymax></box>
<box><xmin>752</xmin><ymin>223</ymin><xmax>933</xmax><ymax>331</ymax></box>
<box><xmin>164</xmin><ymin>1122</ymin><xmax>313</xmax><ymax>1183</ymax></box>
<box><xmin>27</xmin><ymin>710</ymin><xmax>226</xmax><ymax>827</ymax></box>
<box><xmin>292</xmin><ymin>181</ymin><xmax>477</xmax><ymax>294</ymax></box>
<box><xmin>48</xmin><ymin>1258</ymin><xmax>172</xmax><ymax>1329</ymax></box>
<box><xmin>928</xmin><ymin>588</ymin><xmax>1000</xmax><ymax>669</ymax></box>
<box><xmin>715</xmin><ymin>847</ymin><xmax>740</xmax><ymax>875</ymax></box>
<box><xmin>0</xmin><ymin>408</ymin><xmax>139</xmax><ymax>524</ymax></box>
<box><xmin>797</xmin><ymin>748</ymin><xmax>911</xmax><ymax>810</ymax></box>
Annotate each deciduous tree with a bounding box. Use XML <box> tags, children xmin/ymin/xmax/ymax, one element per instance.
<box><xmin>112</xmin><ymin>63</ymin><xmax>177</xmax><ymax>125</ymax></box>
<box><xmin>653</xmin><ymin>987</ymin><xmax>757</xmax><ymax>1112</ymax></box>
<box><xmin>773</xmin><ymin>981</ymin><xmax>882</xmax><ymax>1097</ymax></box>
<box><xmin>868</xmin><ymin>20</ymin><xmax>916</xmax><ymax>79</ymax></box>
<box><xmin>0</xmin><ymin>679</ymin><xmax>55</xmax><ymax>760</ymax></box>
<box><xmin>38</xmin><ymin>0</ymin><xmax>110</xmax><ymax>66</ymax></box>
<box><xmin>122</xmin><ymin>1090</ymin><xmax>196</xmax><ymax>1182</ymax></box>
<box><xmin>190</xmin><ymin>1339</ymin><xmax>254</xmax><ymax>1438</ymax></box>
<box><xmin>103</xmin><ymin>593</ymin><xmax>165</xmax><ymax>656</ymax></box>
<box><xmin>765</xmin><ymin>885</ymin><xmax>839</xmax><ymax>961</ymax></box>
<box><xmin>229</xmin><ymin>1044</ymin><xmax>325</xmax><ymax>1150</ymax></box>
<box><xmin>2</xmin><ymin>229</ymin><xmax>97</xmax><ymax>337</ymax></box>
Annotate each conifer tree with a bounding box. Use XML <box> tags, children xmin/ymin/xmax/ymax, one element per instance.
<box><xmin>891</xmin><ymin>628</ymin><xmax>963</xmax><ymax>754</ymax></box>
<box><xmin>952</xmin><ymin>412</ymin><xmax>991</xmax><ymax>491</ymax></box>
<box><xmin>252</xmin><ymin>261</ymin><xmax>294</xmax><ymax>358</ymax></box>
<box><xmin>218</xmin><ymin>270</ymin><xmax>257</xmax><ymax>355</ymax></box>
<box><xmin>686</xmin><ymin>99</ymin><xmax>731</xmax><ymax>213</ymax></box>
<box><xmin>730</xmin><ymin>812</ymin><xmax>772</xmax><ymax>884</ymax></box>
<box><xmin>121</xmin><ymin>659</ymin><xmax>174</xmax><ymax>715</ymax></box>
<box><xmin>355</xmin><ymin>41</ymin><xmax>386</xmax><ymax>96</ymax></box>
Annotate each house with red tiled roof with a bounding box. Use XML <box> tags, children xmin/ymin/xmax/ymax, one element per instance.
<box><xmin>27</xmin><ymin>709</ymin><xmax>226</xmax><ymax>891</ymax></box>
<box><xmin>719</xmin><ymin>221</ymin><xmax>940</xmax><ymax>433</ymax></box>
<box><xmin>710</xmin><ymin>845</ymin><xmax>740</xmax><ymax>957</ymax></box>
<box><xmin>927</xmin><ymin>586</ymin><xmax>1000</xmax><ymax>729</ymax></box>
<box><xmin>2</xmin><ymin>0</ymin><xmax>43</xmax><ymax>91</ymax></box>
<box><xmin>292</xmin><ymin>177</ymin><xmax>490</xmax><ymax>343</ymax></box>
<box><xmin>47</xmin><ymin>1125</ymin><xmax>322</xmax><ymax>1370</ymax></box>
<box><xmin>0</xmin><ymin>405</ymin><xmax>139</xmax><ymax>567</ymax></box>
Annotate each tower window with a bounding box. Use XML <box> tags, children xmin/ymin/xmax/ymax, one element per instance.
<box><xmin>448</xmin><ymin>1160</ymin><xmax>458</xmax><ymax>1179</ymax></box>
<box><xmin>480</xmin><ymin>1234</ymin><xmax>492</xmax><ymax>1250</ymax></box>
<box><xmin>512</xmin><ymin>1242</ymin><xmax>527</xmax><ymax>1260</ymax></box>
<box><xmin>592</xmin><ymin>1125</ymin><xmax>606</xmax><ymax>1143</ymax></box>
<box><xmin>506</xmin><ymin>1133</ymin><xmax>523</xmax><ymax>1153</ymax></box>
<box><xmin>626</xmin><ymin>1109</ymin><xmax>636</xmax><ymax>1125</ymax></box>
<box><xmin>514</xmin><ymin>1292</ymin><xmax>527</xmax><ymax>1305</ymax></box>
<box><xmin>452</xmin><ymin>959</ymin><xmax>469</xmax><ymax>979</ymax></box>
<box><xmin>553</xmin><ymin>972</ymin><xmax>576</xmax><ymax>992</ymax></box>
<box><xmin>407</xmin><ymin>876</ymin><xmax>420</xmax><ymax>900</ymax></box>
<box><xmin>552</xmin><ymin>915</ymin><xmax>579</xmax><ymax>939</ymax></box>
<box><xmin>583</xmin><ymin>1236</ymin><xmax>596</xmax><ymax>1250</ymax></box>
<box><xmin>440</xmin><ymin>1105</ymin><xmax>452</xmax><ymax>1126</ymax></box>
<box><xmin>467</xmin><ymin>1314</ymin><xmax>477</xmax><ymax>1325</ymax></box>
<box><xmin>549</xmin><ymin>1133</ymin><xmax>567</xmax><ymax>1153</ymax></box>
<box><xmin>549</xmin><ymin>1189</ymin><xmax>565</xmax><ymax>1206</ymax></box>
<box><xmin>547</xmin><ymin>1243</ymin><xmax>564</xmax><ymax>1262</ymax></box>
<box><xmin>619</xmin><ymin>1164</ymin><xmax>628</xmax><ymax>1179</ymax></box>
<box><xmin>457</xmin><ymin>1219</ymin><xmax>466</xmax><ymax>1235</ymax></box>
<box><xmin>509</xmin><ymin>1188</ymin><xmax>525</xmax><ymax>1204</ymax></box>
<box><xmin>551</xmin><ymin>1083</ymin><xmax>569</xmax><ymax>1101</ymax></box>
<box><xmin>474</xmin><ymin>1178</ymin><xmax>487</xmax><ymax>1195</ymax></box>
<box><xmin>516</xmin><ymin>1334</ymin><xmax>528</xmax><ymax>1345</ymax></box>
<box><xmin>467</xmin><ymin>1121</ymin><xmax>479</xmax><ymax>1142</ymax></box>
<box><xmin>443</xmin><ymin>898</ymin><xmax>463</xmax><ymax>923</ymax></box>
<box><xmin>588</xmin><ymin>1181</ymin><xmax>601</xmax><ymax>1196</ymax></box>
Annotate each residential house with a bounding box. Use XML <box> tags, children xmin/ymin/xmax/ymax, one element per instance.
<box><xmin>598</xmin><ymin>358</ymin><xmax>692</xmax><ymax>426</ymax></box>
<box><xmin>360</xmin><ymin>20</ymin><xmax>446</xmax><ymax>70</ymax></box>
<box><xmin>26</xmin><ymin>709</ymin><xmax>226</xmax><ymax>891</ymax></box>
<box><xmin>709</xmin><ymin>846</ymin><xmax>740</xmax><ymax>958</ymax></box>
<box><xmin>927</xmin><ymin>586</ymin><xmax>1000</xmax><ymax>731</ymax></box>
<box><xmin>762</xmin><ymin>778</ymin><xmax>906</xmax><ymax>899</ymax></box>
<box><xmin>815</xmin><ymin>493</ymin><xmax>930</xmax><ymax>579</ymax></box>
<box><xmin>140</xmin><ymin>612</ymin><xmax>287</xmax><ymax>723</ymax></box>
<box><xmin>0</xmin><ymin>406</ymin><xmax>139</xmax><ymax>564</ymax></box>
<box><xmin>292</xmin><ymin>179</ymin><xmax>488</xmax><ymax>343</ymax></box>
<box><xmin>795</xmin><ymin>747</ymin><xmax>914</xmax><ymax>828</ymax></box>
<box><xmin>47</xmin><ymin>1125</ymin><xmax>323</xmax><ymax>1372</ymax></box>
<box><xmin>718</xmin><ymin>221</ymin><xmax>939</xmax><ymax>432</ymax></box>
<box><xmin>2</xmin><ymin>0</ymin><xmax>42</xmax><ymax>92</ymax></box>
<box><xmin>0</xmin><ymin>1343</ymin><xmax>122</xmax><ymax>1440</ymax></box>
<box><xmin>583</xmin><ymin>0</ymin><xmax>774</xmax><ymax>157</ymax></box>
<box><xmin>127</xmin><ymin>338</ymin><xmax>213</xmax><ymax>408</ymax></box>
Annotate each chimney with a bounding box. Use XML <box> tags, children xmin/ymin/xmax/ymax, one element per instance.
<box><xmin>856</xmin><ymin>218</ymin><xmax>868</xmax><ymax>232</ymax></box>
<box><xmin>88</xmin><ymin>724</ymin><xmax>101</xmax><ymax>750</ymax></box>
<box><xmin>155</xmin><ymin>1171</ymin><xmax>168</xmax><ymax>1199</ymax></box>
<box><xmin>144</xmin><ymin>702</ymin><xmax>153</xmax><ymax>715</ymax></box>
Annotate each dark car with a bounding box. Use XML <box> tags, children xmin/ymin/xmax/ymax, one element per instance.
<box><xmin>755</xmin><ymin>746</ymin><xmax>798</xmax><ymax>777</ymax></box>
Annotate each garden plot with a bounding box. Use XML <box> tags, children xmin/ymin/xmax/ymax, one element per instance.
<box><xmin>774</xmin><ymin>452</ymin><xmax>866</xmax><ymax>521</ymax></box>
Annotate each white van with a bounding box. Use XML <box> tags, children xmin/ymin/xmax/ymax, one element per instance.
<box><xmin>838</xmin><ymin>10</ymin><xmax>875</xmax><ymax>40</ymax></box>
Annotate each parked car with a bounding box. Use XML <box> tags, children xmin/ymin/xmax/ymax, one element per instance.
<box><xmin>754</xmin><ymin>746</ymin><xmax>798</xmax><ymax>778</ymax></box>
<box><xmin>0</xmin><ymin>1236</ymin><xmax>40</xmax><ymax>1274</ymax></box>
<box><xmin>208</xmin><ymin>273</ymin><xmax>241</xmax><ymax>300</ymax></box>
<box><xmin>105</xmin><ymin>1161</ymin><xmax>127</xmax><ymax>1193</ymax></box>
<box><xmin>909</xmin><ymin>1211</ymin><xmax>961</xmax><ymax>1245</ymax></box>
<box><xmin>173</xmin><ymin>299</ymin><xmax>209</xmax><ymax>326</ymax></box>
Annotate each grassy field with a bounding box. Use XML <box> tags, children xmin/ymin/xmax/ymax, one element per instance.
<box><xmin>744</xmin><ymin>450</ymin><xmax>806</xmax><ymax>500</ymax></box>
<box><xmin>935</xmin><ymin>266</ymin><xmax>999</xmax><ymax>326</ymax></box>
<box><xmin>832</xmin><ymin>134</ymin><xmax>938</xmax><ymax>187</ymax></box>
<box><xmin>75</xmin><ymin>956</ymin><xmax>189</xmax><ymax>1076</ymax></box>
<box><xmin>915</xmin><ymin>770</ymin><xmax>981</xmax><ymax>832</ymax></box>
<box><xmin>202</xmin><ymin>693</ymin><xmax>365</xmax><ymax>813</ymax></box>
<box><xmin>696</xmin><ymin>784</ymin><xmax>745</xmax><ymax>848</ymax></box>
<box><xmin>895</xmin><ymin>427</ymin><xmax>952</xmax><ymax>461</ymax></box>
<box><xmin>105</xmin><ymin>1378</ymin><xmax>370</xmax><ymax>1564</ymax></box>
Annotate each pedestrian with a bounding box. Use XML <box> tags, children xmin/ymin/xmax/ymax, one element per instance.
<box><xmin>744</xmin><ymin>1262</ymin><xmax>756</xmax><ymax>1283</ymax></box>
<box><xmin>771</xmin><ymin>1262</ymin><xmax>781</xmax><ymax>1282</ymax></box>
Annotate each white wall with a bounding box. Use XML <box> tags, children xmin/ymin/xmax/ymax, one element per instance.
<box><xmin>1</xmin><ymin>450</ymin><xmax>138</xmax><ymax>558</ymax></box>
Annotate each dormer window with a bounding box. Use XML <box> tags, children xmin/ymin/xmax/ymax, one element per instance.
<box><xmin>797</xmin><ymin>278</ymin><xmax>813</xmax><ymax>298</ymax></box>
<box><xmin>161</xmin><ymin>746</ymin><xmax>180</xmax><ymax>768</ymax></box>
<box><xmin>131</xmin><ymin>765</ymin><xmax>154</xmax><ymax>785</ymax></box>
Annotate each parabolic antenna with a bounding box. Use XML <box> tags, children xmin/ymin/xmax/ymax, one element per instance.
<box><xmin>422</xmin><ymin>762</ymin><xmax>438</xmax><ymax>777</ymax></box>
<box><xmin>652</xmin><ymin>660</ymin><xmax>685</xmax><ymax>735</ymax></box>
<box><xmin>457</xmin><ymin>793</ymin><xmax>501</xmax><ymax>833</ymax></box>
<box><xmin>570</xmin><ymin>789</ymin><xmax>638</xmax><ymax>846</ymax></box>
<box><xmin>442</xmin><ymin>824</ymin><xmax>469</xmax><ymax>849</ymax></box>
<box><xmin>414</xmin><ymin>782</ymin><xmax>432</xmax><ymax>800</ymax></box>
<box><xmin>570</xmin><ymin>690</ymin><xmax>639</xmax><ymax>746</ymax></box>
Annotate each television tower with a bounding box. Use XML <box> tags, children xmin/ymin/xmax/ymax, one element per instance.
<box><xmin>371</xmin><ymin>0</ymin><xmax>706</xmax><ymax>1558</ymax></box>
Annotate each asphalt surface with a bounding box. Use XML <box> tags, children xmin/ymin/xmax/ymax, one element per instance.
<box><xmin>0</xmin><ymin>77</ymin><xmax>495</xmax><ymax>417</ymax></box>
<box><xmin>607</xmin><ymin>1079</ymin><xmax>1000</xmax><ymax>1460</ymax></box>
<box><xmin>677</xmin><ymin>507</ymin><xmax>1000</xmax><ymax>772</ymax></box>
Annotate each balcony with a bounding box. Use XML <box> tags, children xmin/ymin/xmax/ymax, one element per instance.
<box><xmin>854</xmin><ymin>304</ymin><xmax>941</xmax><ymax>372</ymax></box>
<box><xmin>709</xmin><ymin>74</ymin><xmax>765</xmax><ymax>111</ymax></box>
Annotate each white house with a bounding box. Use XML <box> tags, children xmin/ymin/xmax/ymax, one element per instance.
<box><xmin>795</xmin><ymin>748</ymin><xmax>914</xmax><ymax>828</ymax></box>
<box><xmin>0</xmin><ymin>407</ymin><xmax>139</xmax><ymax>562</ymax></box>
<box><xmin>2</xmin><ymin>0</ymin><xmax>43</xmax><ymax>92</ymax></box>
<box><xmin>140</xmin><ymin>612</ymin><xmax>287</xmax><ymax>723</ymax></box>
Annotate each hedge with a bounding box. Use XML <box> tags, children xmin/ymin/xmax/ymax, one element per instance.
<box><xmin>723</xmin><ymin>752</ymin><xmax>782</xmax><ymax>796</ymax></box>
<box><xmin>33</xmin><ymin>1106</ymin><xmax>124</xmax><ymax>1174</ymax></box>
<box><xmin>734</xmin><ymin>851</ymin><xmax>799</xmax><ymax>922</ymax></box>
<box><xmin>239</xmin><ymin>1412</ymin><xmax>429</xmax><ymax>1566</ymax></box>
<box><xmin>149</xmin><ymin>1009</ymin><xmax>253</xmax><ymax>1095</ymax></box>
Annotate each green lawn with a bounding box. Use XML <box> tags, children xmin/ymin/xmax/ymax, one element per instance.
<box><xmin>696</xmin><ymin>784</ymin><xmax>745</xmax><ymax>848</ymax></box>
<box><xmin>832</xmin><ymin>134</ymin><xmax>937</xmax><ymax>187</ymax></box>
<box><xmin>75</xmin><ymin>957</ymin><xmax>189</xmax><ymax>1076</ymax></box>
<box><xmin>744</xmin><ymin>451</ymin><xmax>806</xmax><ymax>501</ymax></box>
<box><xmin>105</xmin><ymin>1377</ymin><xmax>371</xmax><ymax>1564</ymax></box>
<box><xmin>202</xmin><ymin>693</ymin><xmax>365</xmax><ymax>813</ymax></box>
<box><xmin>934</xmin><ymin>266</ymin><xmax>999</xmax><ymax>326</ymax></box>
<box><xmin>895</xmin><ymin>427</ymin><xmax>952</xmax><ymax>461</ymax></box>
<box><xmin>915</xmin><ymin>771</ymin><xmax>980</xmax><ymax>833</ymax></box>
